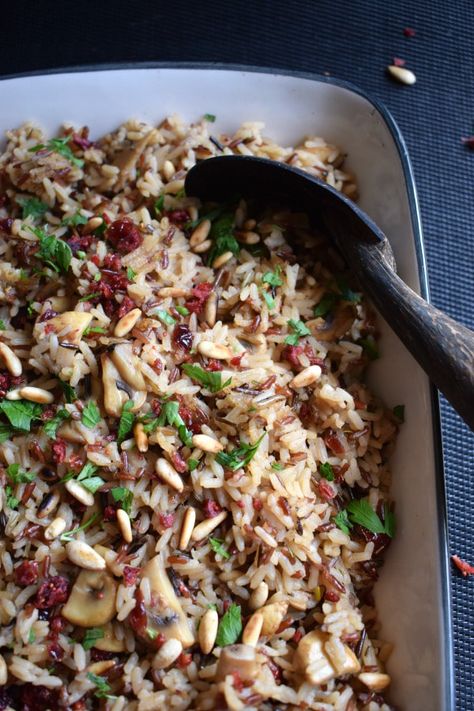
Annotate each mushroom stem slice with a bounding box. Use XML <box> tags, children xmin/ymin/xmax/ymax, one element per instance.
<box><xmin>216</xmin><ymin>644</ymin><xmax>259</xmax><ymax>682</ymax></box>
<box><xmin>62</xmin><ymin>570</ymin><xmax>117</xmax><ymax>628</ymax></box>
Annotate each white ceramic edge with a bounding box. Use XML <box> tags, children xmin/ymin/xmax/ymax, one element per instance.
<box><xmin>0</xmin><ymin>63</ymin><xmax>454</xmax><ymax>710</ymax></box>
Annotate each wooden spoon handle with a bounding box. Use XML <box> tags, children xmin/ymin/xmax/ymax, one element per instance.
<box><xmin>348</xmin><ymin>241</ymin><xmax>474</xmax><ymax>431</ymax></box>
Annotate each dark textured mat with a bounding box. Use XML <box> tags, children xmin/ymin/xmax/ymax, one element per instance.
<box><xmin>1</xmin><ymin>1</ymin><xmax>473</xmax><ymax>707</ymax></box>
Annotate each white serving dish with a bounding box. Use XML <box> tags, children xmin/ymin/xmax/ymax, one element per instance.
<box><xmin>0</xmin><ymin>64</ymin><xmax>453</xmax><ymax>710</ymax></box>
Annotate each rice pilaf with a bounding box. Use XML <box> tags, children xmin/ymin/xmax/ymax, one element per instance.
<box><xmin>0</xmin><ymin>115</ymin><xmax>399</xmax><ymax>710</ymax></box>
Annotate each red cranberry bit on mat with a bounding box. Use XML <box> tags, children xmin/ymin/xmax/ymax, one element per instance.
<box><xmin>461</xmin><ymin>136</ymin><xmax>474</xmax><ymax>149</ymax></box>
<box><xmin>35</xmin><ymin>576</ymin><xmax>70</xmax><ymax>609</ymax></box>
<box><xmin>14</xmin><ymin>560</ymin><xmax>39</xmax><ymax>586</ymax></box>
<box><xmin>106</xmin><ymin>218</ymin><xmax>143</xmax><ymax>254</ymax></box>
<box><xmin>403</xmin><ymin>26</ymin><xmax>416</xmax><ymax>37</ymax></box>
<box><xmin>452</xmin><ymin>554</ymin><xmax>474</xmax><ymax>576</ymax></box>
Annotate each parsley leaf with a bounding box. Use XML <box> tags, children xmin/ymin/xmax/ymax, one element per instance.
<box><xmin>82</xmin><ymin>628</ymin><xmax>104</xmax><ymax>650</ymax></box>
<box><xmin>43</xmin><ymin>408</ymin><xmax>70</xmax><ymax>439</ymax></box>
<box><xmin>62</xmin><ymin>212</ymin><xmax>88</xmax><ymax>227</ymax></box>
<box><xmin>58</xmin><ymin>379</ymin><xmax>77</xmax><ymax>403</ymax></box>
<box><xmin>5</xmin><ymin>485</ymin><xmax>19</xmax><ymax>510</ymax></box>
<box><xmin>209</xmin><ymin>537</ymin><xmax>230</xmax><ymax>559</ymax></box>
<box><xmin>27</xmin><ymin>226</ymin><xmax>72</xmax><ymax>273</ymax></box>
<box><xmin>81</xmin><ymin>401</ymin><xmax>101</xmax><ymax>429</ymax></box>
<box><xmin>334</xmin><ymin>509</ymin><xmax>352</xmax><ymax>535</ymax></box>
<box><xmin>16</xmin><ymin>196</ymin><xmax>48</xmax><ymax>220</ymax></box>
<box><xmin>175</xmin><ymin>305</ymin><xmax>189</xmax><ymax>316</ymax></box>
<box><xmin>60</xmin><ymin>513</ymin><xmax>100</xmax><ymax>542</ymax></box>
<box><xmin>262</xmin><ymin>266</ymin><xmax>282</xmax><ymax>287</ymax></box>
<box><xmin>6</xmin><ymin>463</ymin><xmax>35</xmax><ymax>484</ymax></box>
<box><xmin>359</xmin><ymin>336</ymin><xmax>379</xmax><ymax>361</ymax></box>
<box><xmin>79</xmin><ymin>476</ymin><xmax>104</xmax><ymax>494</ymax></box>
<box><xmin>393</xmin><ymin>404</ymin><xmax>405</xmax><ymax>423</ymax></box>
<box><xmin>83</xmin><ymin>326</ymin><xmax>107</xmax><ymax>337</ymax></box>
<box><xmin>216</xmin><ymin>604</ymin><xmax>242</xmax><ymax>647</ymax></box>
<box><xmin>86</xmin><ymin>672</ymin><xmax>115</xmax><ymax>699</ymax></box>
<box><xmin>29</xmin><ymin>135</ymin><xmax>84</xmax><ymax>168</ymax></box>
<box><xmin>207</xmin><ymin>213</ymin><xmax>240</xmax><ymax>266</ymax></box>
<box><xmin>111</xmin><ymin>486</ymin><xmax>133</xmax><ymax>514</ymax></box>
<box><xmin>271</xmin><ymin>462</ymin><xmax>284</xmax><ymax>471</ymax></box>
<box><xmin>154</xmin><ymin>194</ymin><xmax>165</xmax><ymax>215</ymax></box>
<box><xmin>319</xmin><ymin>462</ymin><xmax>335</xmax><ymax>481</ymax></box>
<box><xmin>0</xmin><ymin>422</ymin><xmax>13</xmax><ymax>443</ymax></box>
<box><xmin>182</xmin><ymin>364</ymin><xmax>231</xmax><ymax>394</ymax></box>
<box><xmin>313</xmin><ymin>293</ymin><xmax>339</xmax><ymax>318</ymax></box>
<box><xmin>0</xmin><ymin>320</ymin><xmax>5</xmax><ymax>331</ymax></box>
<box><xmin>262</xmin><ymin>291</ymin><xmax>275</xmax><ymax>310</ymax></box>
<box><xmin>0</xmin><ymin>399</ymin><xmax>42</xmax><ymax>432</ymax></box>
<box><xmin>117</xmin><ymin>401</ymin><xmax>135</xmax><ymax>444</ymax></box>
<box><xmin>155</xmin><ymin>309</ymin><xmax>176</xmax><ymax>326</ymax></box>
<box><xmin>188</xmin><ymin>458</ymin><xmax>199</xmax><ymax>471</ymax></box>
<box><xmin>284</xmin><ymin>319</ymin><xmax>311</xmax><ymax>346</ymax></box>
<box><xmin>127</xmin><ymin>266</ymin><xmax>136</xmax><ymax>281</ymax></box>
<box><xmin>204</xmin><ymin>113</ymin><xmax>216</xmax><ymax>122</ymax></box>
<box><xmin>346</xmin><ymin>499</ymin><xmax>395</xmax><ymax>538</ymax></box>
<box><xmin>336</xmin><ymin>276</ymin><xmax>361</xmax><ymax>304</ymax></box>
<box><xmin>155</xmin><ymin>400</ymin><xmax>192</xmax><ymax>446</ymax></box>
<box><xmin>28</xmin><ymin>628</ymin><xmax>36</xmax><ymax>644</ymax></box>
<box><xmin>216</xmin><ymin>434</ymin><xmax>264</xmax><ymax>471</ymax></box>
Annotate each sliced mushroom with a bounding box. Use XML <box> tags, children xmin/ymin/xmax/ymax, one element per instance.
<box><xmin>216</xmin><ymin>644</ymin><xmax>259</xmax><ymax>682</ymax></box>
<box><xmin>109</xmin><ymin>343</ymin><xmax>146</xmax><ymax>391</ymax></box>
<box><xmin>45</xmin><ymin>311</ymin><xmax>93</xmax><ymax>345</ymax></box>
<box><xmin>57</xmin><ymin>422</ymin><xmax>86</xmax><ymax>444</ymax></box>
<box><xmin>293</xmin><ymin>630</ymin><xmax>361</xmax><ymax>685</ymax></box>
<box><xmin>93</xmin><ymin>623</ymin><xmax>126</xmax><ymax>653</ymax></box>
<box><xmin>62</xmin><ymin>570</ymin><xmax>117</xmax><ymax>628</ymax></box>
<box><xmin>101</xmin><ymin>354</ymin><xmax>127</xmax><ymax>417</ymax></box>
<box><xmin>141</xmin><ymin>555</ymin><xmax>195</xmax><ymax>648</ymax></box>
<box><xmin>112</xmin><ymin>131</ymin><xmax>156</xmax><ymax>191</ymax></box>
<box><xmin>258</xmin><ymin>601</ymin><xmax>288</xmax><ymax>636</ymax></box>
<box><xmin>358</xmin><ymin>671</ymin><xmax>391</xmax><ymax>692</ymax></box>
<box><xmin>308</xmin><ymin>305</ymin><xmax>354</xmax><ymax>342</ymax></box>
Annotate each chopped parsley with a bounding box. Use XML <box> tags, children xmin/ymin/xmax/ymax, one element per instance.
<box><xmin>216</xmin><ymin>434</ymin><xmax>264</xmax><ymax>471</ymax></box>
<box><xmin>117</xmin><ymin>400</ymin><xmax>135</xmax><ymax>444</ymax></box>
<box><xmin>203</xmin><ymin>113</ymin><xmax>216</xmax><ymax>122</ymax></box>
<box><xmin>16</xmin><ymin>196</ymin><xmax>49</xmax><ymax>220</ymax></box>
<box><xmin>27</xmin><ymin>225</ymin><xmax>72</xmax><ymax>273</ymax></box>
<box><xmin>83</xmin><ymin>326</ymin><xmax>107</xmax><ymax>336</ymax></box>
<box><xmin>262</xmin><ymin>266</ymin><xmax>282</xmax><ymax>287</ymax></box>
<box><xmin>271</xmin><ymin>462</ymin><xmax>284</xmax><ymax>471</ymax></box>
<box><xmin>86</xmin><ymin>672</ymin><xmax>115</xmax><ymax>700</ymax></box>
<box><xmin>393</xmin><ymin>404</ymin><xmax>405</xmax><ymax>423</ymax></box>
<box><xmin>359</xmin><ymin>336</ymin><xmax>379</xmax><ymax>361</ymax></box>
<box><xmin>28</xmin><ymin>628</ymin><xmax>36</xmax><ymax>644</ymax></box>
<box><xmin>175</xmin><ymin>305</ymin><xmax>189</xmax><ymax>316</ymax></box>
<box><xmin>29</xmin><ymin>135</ymin><xmax>84</xmax><ymax>168</ymax></box>
<box><xmin>262</xmin><ymin>291</ymin><xmax>275</xmax><ymax>310</ymax></box>
<box><xmin>207</xmin><ymin>212</ymin><xmax>240</xmax><ymax>266</ymax></box>
<box><xmin>313</xmin><ymin>293</ymin><xmax>339</xmax><ymax>318</ymax></box>
<box><xmin>154</xmin><ymin>194</ymin><xmax>165</xmax><ymax>215</ymax></box>
<box><xmin>146</xmin><ymin>628</ymin><xmax>159</xmax><ymax>640</ymax></box>
<box><xmin>333</xmin><ymin>509</ymin><xmax>352</xmax><ymax>535</ymax></box>
<box><xmin>0</xmin><ymin>423</ymin><xmax>13</xmax><ymax>443</ymax></box>
<box><xmin>182</xmin><ymin>363</ymin><xmax>231</xmax><ymax>394</ymax></box>
<box><xmin>336</xmin><ymin>276</ymin><xmax>361</xmax><ymax>303</ymax></box>
<box><xmin>188</xmin><ymin>458</ymin><xmax>199</xmax><ymax>472</ymax></box>
<box><xmin>284</xmin><ymin>319</ymin><xmax>311</xmax><ymax>345</ymax></box>
<box><xmin>155</xmin><ymin>309</ymin><xmax>176</xmax><ymax>326</ymax></box>
<box><xmin>0</xmin><ymin>320</ymin><xmax>5</xmax><ymax>330</ymax></box>
<box><xmin>0</xmin><ymin>399</ymin><xmax>42</xmax><ymax>432</ymax></box>
<box><xmin>6</xmin><ymin>463</ymin><xmax>35</xmax><ymax>484</ymax></box>
<box><xmin>209</xmin><ymin>537</ymin><xmax>230</xmax><ymax>559</ymax></box>
<box><xmin>78</xmin><ymin>292</ymin><xmax>101</xmax><ymax>302</ymax></box>
<box><xmin>58</xmin><ymin>379</ymin><xmax>77</xmax><ymax>403</ymax></box>
<box><xmin>62</xmin><ymin>212</ymin><xmax>88</xmax><ymax>227</ymax></box>
<box><xmin>142</xmin><ymin>400</ymin><xmax>192</xmax><ymax>446</ymax></box>
<box><xmin>216</xmin><ymin>604</ymin><xmax>242</xmax><ymax>647</ymax></box>
<box><xmin>346</xmin><ymin>499</ymin><xmax>395</xmax><ymax>538</ymax></box>
<box><xmin>81</xmin><ymin>401</ymin><xmax>101</xmax><ymax>429</ymax></box>
<box><xmin>127</xmin><ymin>266</ymin><xmax>137</xmax><ymax>281</ymax></box>
<box><xmin>43</xmin><ymin>408</ymin><xmax>70</xmax><ymax>439</ymax></box>
<box><xmin>319</xmin><ymin>462</ymin><xmax>335</xmax><ymax>481</ymax></box>
<box><xmin>60</xmin><ymin>512</ymin><xmax>100</xmax><ymax>542</ymax></box>
<box><xmin>111</xmin><ymin>486</ymin><xmax>133</xmax><ymax>514</ymax></box>
<box><xmin>82</xmin><ymin>628</ymin><xmax>104</xmax><ymax>650</ymax></box>
<box><xmin>75</xmin><ymin>461</ymin><xmax>104</xmax><ymax>493</ymax></box>
<box><xmin>5</xmin><ymin>485</ymin><xmax>19</xmax><ymax>510</ymax></box>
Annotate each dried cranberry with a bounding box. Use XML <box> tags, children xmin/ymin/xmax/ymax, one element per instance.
<box><xmin>252</xmin><ymin>497</ymin><xmax>263</xmax><ymax>511</ymax></box>
<box><xmin>206</xmin><ymin>358</ymin><xmax>223</xmax><ymax>371</ymax></box>
<box><xmin>0</xmin><ymin>218</ymin><xmax>13</xmax><ymax>234</ymax></box>
<box><xmin>67</xmin><ymin>234</ymin><xmax>92</xmax><ymax>255</ymax></box>
<box><xmin>159</xmin><ymin>512</ymin><xmax>175</xmax><ymax>529</ymax></box>
<box><xmin>19</xmin><ymin>684</ymin><xmax>60</xmax><ymax>711</ymax></box>
<box><xmin>231</xmin><ymin>671</ymin><xmax>244</xmax><ymax>691</ymax></box>
<box><xmin>0</xmin><ymin>372</ymin><xmax>11</xmax><ymax>398</ymax></box>
<box><xmin>172</xmin><ymin>324</ymin><xmax>193</xmax><ymax>352</ymax></box>
<box><xmin>178</xmin><ymin>402</ymin><xmax>208</xmax><ymax>434</ymax></box>
<box><xmin>47</xmin><ymin>640</ymin><xmax>64</xmax><ymax>662</ymax></box>
<box><xmin>324</xmin><ymin>590</ymin><xmax>340</xmax><ymax>602</ymax></box>
<box><xmin>91</xmin><ymin>648</ymin><xmax>117</xmax><ymax>661</ymax></box>
<box><xmin>103</xmin><ymin>253</ymin><xmax>122</xmax><ymax>271</ymax></box>
<box><xmin>293</xmin><ymin>629</ymin><xmax>303</xmax><ymax>644</ymax></box>
<box><xmin>14</xmin><ymin>560</ymin><xmax>39</xmax><ymax>586</ymax></box>
<box><xmin>0</xmin><ymin>687</ymin><xmax>14</xmax><ymax>711</ymax></box>
<box><xmin>103</xmin><ymin>505</ymin><xmax>117</xmax><ymax>522</ymax></box>
<box><xmin>117</xmin><ymin>295</ymin><xmax>136</xmax><ymax>319</ymax></box>
<box><xmin>123</xmin><ymin>565</ymin><xmax>140</xmax><ymax>587</ymax></box>
<box><xmin>51</xmin><ymin>438</ymin><xmax>67</xmax><ymax>464</ymax></box>
<box><xmin>106</xmin><ymin>218</ymin><xmax>143</xmax><ymax>254</ymax></box>
<box><xmin>35</xmin><ymin>575</ymin><xmax>70</xmax><ymax>609</ymax></box>
<box><xmin>230</xmin><ymin>352</ymin><xmax>246</xmax><ymax>368</ymax></box>
<box><xmin>452</xmin><ymin>555</ymin><xmax>474</xmax><ymax>577</ymax></box>
<box><xmin>176</xmin><ymin>652</ymin><xmax>192</xmax><ymax>668</ymax></box>
<box><xmin>166</xmin><ymin>209</ymin><xmax>189</xmax><ymax>225</ymax></box>
<box><xmin>128</xmin><ymin>589</ymin><xmax>147</xmax><ymax>635</ymax></box>
<box><xmin>39</xmin><ymin>309</ymin><xmax>58</xmax><ymax>323</ymax></box>
<box><xmin>282</xmin><ymin>345</ymin><xmax>303</xmax><ymax>369</ymax></box>
<box><xmin>185</xmin><ymin>282</ymin><xmax>213</xmax><ymax>314</ymax></box>
<box><xmin>203</xmin><ymin>499</ymin><xmax>222</xmax><ymax>518</ymax></box>
<box><xmin>170</xmin><ymin>451</ymin><xmax>187</xmax><ymax>474</ymax></box>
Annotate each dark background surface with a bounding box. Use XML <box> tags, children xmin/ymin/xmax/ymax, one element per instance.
<box><xmin>1</xmin><ymin>1</ymin><xmax>473</xmax><ymax>707</ymax></box>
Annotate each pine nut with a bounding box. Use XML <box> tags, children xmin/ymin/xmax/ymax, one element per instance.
<box><xmin>191</xmin><ymin>510</ymin><xmax>227</xmax><ymax>542</ymax></box>
<box><xmin>37</xmin><ymin>490</ymin><xmax>60</xmax><ymax>519</ymax></box>
<box><xmin>198</xmin><ymin>608</ymin><xmax>218</xmax><ymax>654</ymax></box>
<box><xmin>191</xmin><ymin>434</ymin><xmax>223</xmax><ymax>453</ymax></box>
<box><xmin>237</xmin><ymin>230</ymin><xmax>260</xmax><ymax>245</ymax></box>
<box><xmin>44</xmin><ymin>516</ymin><xmax>67</xmax><ymax>540</ymax></box>
<box><xmin>358</xmin><ymin>672</ymin><xmax>391</xmax><ymax>692</ymax></box>
<box><xmin>249</xmin><ymin>582</ymin><xmax>269</xmax><ymax>610</ymax></box>
<box><xmin>387</xmin><ymin>65</ymin><xmax>416</xmax><ymax>85</ymax></box>
<box><xmin>156</xmin><ymin>457</ymin><xmax>184</xmax><ymax>492</ymax></box>
<box><xmin>87</xmin><ymin>660</ymin><xmax>116</xmax><ymax>675</ymax></box>
<box><xmin>157</xmin><ymin>287</ymin><xmax>188</xmax><ymax>297</ymax></box>
<box><xmin>84</xmin><ymin>216</ymin><xmax>103</xmax><ymax>232</ymax></box>
<box><xmin>6</xmin><ymin>389</ymin><xmax>22</xmax><ymax>400</ymax></box>
<box><xmin>197</xmin><ymin>341</ymin><xmax>232</xmax><ymax>360</ymax></box>
<box><xmin>242</xmin><ymin>612</ymin><xmax>263</xmax><ymax>646</ymax></box>
<box><xmin>162</xmin><ymin>160</ymin><xmax>175</xmax><ymax>180</ymax></box>
<box><xmin>179</xmin><ymin>507</ymin><xmax>196</xmax><ymax>549</ymax></box>
<box><xmin>192</xmin><ymin>238</ymin><xmax>212</xmax><ymax>254</ymax></box>
<box><xmin>65</xmin><ymin>479</ymin><xmax>95</xmax><ymax>506</ymax></box>
<box><xmin>204</xmin><ymin>292</ymin><xmax>218</xmax><ymax>327</ymax></box>
<box><xmin>114</xmin><ymin>308</ymin><xmax>141</xmax><ymax>337</ymax></box>
<box><xmin>0</xmin><ymin>654</ymin><xmax>6</xmax><ymax>685</ymax></box>
<box><xmin>212</xmin><ymin>251</ymin><xmax>234</xmax><ymax>269</ymax></box>
<box><xmin>243</xmin><ymin>219</ymin><xmax>257</xmax><ymax>230</ymax></box>
<box><xmin>152</xmin><ymin>638</ymin><xmax>183</xmax><ymax>669</ymax></box>
<box><xmin>258</xmin><ymin>601</ymin><xmax>288</xmax><ymax>635</ymax></box>
<box><xmin>0</xmin><ymin>342</ymin><xmax>22</xmax><ymax>376</ymax></box>
<box><xmin>254</xmin><ymin>526</ymin><xmax>278</xmax><ymax>548</ymax></box>
<box><xmin>117</xmin><ymin>509</ymin><xmax>133</xmax><ymax>543</ymax></box>
<box><xmin>66</xmin><ymin>540</ymin><xmax>106</xmax><ymax>570</ymax></box>
<box><xmin>134</xmin><ymin>422</ymin><xmax>148</xmax><ymax>452</ymax></box>
<box><xmin>189</xmin><ymin>219</ymin><xmax>211</xmax><ymax>248</ymax></box>
<box><xmin>19</xmin><ymin>386</ymin><xmax>54</xmax><ymax>404</ymax></box>
<box><xmin>290</xmin><ymin>365</ymin><xmax>322</xmax><ymax>389</ymax></box>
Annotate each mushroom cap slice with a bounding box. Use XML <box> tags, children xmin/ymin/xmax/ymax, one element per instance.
<box><xmin>94</xmin><ymin>622</ymin><xmax>126</xmax><ymax>653</ymax></box>
<box><xmin>45</xmin><ymin>311</ymin><xmax>93</xmax><ymax>345</ymax></box>
<box><xmin>109</xmin><ymin>343</ymin><xmax>146</xmax><ymax>391</ymax></box>
<box><xmin>216</xmin><ymin>644</ymin><xmax>259</xmax><ymax>682</ymax></box>
<box><xmin>141</xmin><ymin>556</ymin><xmax>195</xmax><ymax>648</ymax></box>
<box><xmin>62</xmin><ymin>570</ymin><xmax>117</xmax><ymax>628</ymax></box>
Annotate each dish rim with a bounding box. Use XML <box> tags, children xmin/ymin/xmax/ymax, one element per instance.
<box><xmin>0</xmin><ymin>60</ymin><xmax>455</xmax><ymax>709</ymax></box>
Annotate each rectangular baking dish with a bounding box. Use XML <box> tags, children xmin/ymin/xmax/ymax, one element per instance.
<box><xmin>0</xmin><ymin>64</ymin><xmax>454</xmax><ymax>710</ymax></box>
